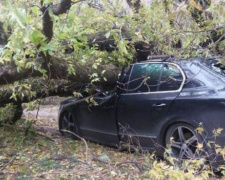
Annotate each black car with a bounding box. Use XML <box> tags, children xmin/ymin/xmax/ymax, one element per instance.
<box><xmin>58</xmin><ymin>58</ymin><xmax>225</xmax><ymax>164</ymax></box>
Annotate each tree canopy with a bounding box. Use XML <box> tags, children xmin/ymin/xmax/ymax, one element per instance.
<box><xmin>0</xmin><ymin>0</ymin><xmax>225</xmax><ymax>122</ymax></box>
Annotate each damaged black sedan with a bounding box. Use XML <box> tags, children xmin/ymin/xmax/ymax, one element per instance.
<box><xmin>58</xmin><ymin>58</ymin><xmax>225</xmax><ymax>165</ymax></box>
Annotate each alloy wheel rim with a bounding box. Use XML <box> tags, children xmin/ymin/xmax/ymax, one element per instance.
<box><xmin>170</xmin><ymin>126</ymin><xmax>198</xmax><ymax>160</ymax></box>
<box><xmin>62</xmin><ymin>112</ymin><xmax>74</xmax><ymax>133</ymax></box>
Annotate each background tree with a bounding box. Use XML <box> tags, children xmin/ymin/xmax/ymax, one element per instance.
<box><xmin>0</xmin><ymin>0</ymin><xmax>225</xmax><ymax>123</ymax></box>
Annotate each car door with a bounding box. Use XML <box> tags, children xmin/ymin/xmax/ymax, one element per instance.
<box><xmin>77</xmin><ymin>92</ymin><xmax>119</xmax><ymax>146</ymax></box>
<box><xmin>117</xmin><ymin>62</ymin><xmax>185</xmax><ymax>150</ymax></box>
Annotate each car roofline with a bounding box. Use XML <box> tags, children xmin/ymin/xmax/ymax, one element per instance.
<box><xmin>139</xmin><ymin>57</ymin><xmax>174</xmax><ymax>63</ymax></box>
<box><xmin>137</xmin><ymin>57</ymin><xmax>215</xmax><ymax>64</ymax></box>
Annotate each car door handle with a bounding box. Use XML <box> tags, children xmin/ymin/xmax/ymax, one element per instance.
<box><xmin>152</xmin><ymin>103</ymin><xmax>166</xmax><ymax>108</ymax></box>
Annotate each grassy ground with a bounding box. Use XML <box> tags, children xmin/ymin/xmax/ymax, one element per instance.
<box><xmin>0</xmin><ymin>121</ymin><xmax>155</xmax><ymax>180</ymax></box>
<box><xmin>0</xmin><ymin>104</ymin><xmax>223</xmax><ymax>180</ymax></box>
<box><xmin>0</xmin><ymin>105</ymin><xmax>155</xmax><ymax>180</ymax></box>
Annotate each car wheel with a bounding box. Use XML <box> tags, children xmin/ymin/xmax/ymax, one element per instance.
<box><xmin>59</xmin><ymin>110</ymin><xmax>77</xmax><ymax>139</ymax></box>
<box><xmin>165</xmin><ymin>123</ymin><xmax>204</xmax><ymax>161</ymax></box>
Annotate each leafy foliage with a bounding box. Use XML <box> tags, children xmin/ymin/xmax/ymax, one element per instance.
<box><xmin>0</xmin><ymin>0</ymin><xmax>225</xmax><ymax>70</ymax></box>
<box><xmin>0</xmin><ymin>104</ymin><xmax>18</xmax><ymax>124</ymax></box>
<box><xmin>0</xmin><ymin>0</ymin><xmax>224</xmax><ymax>103</ymax></box>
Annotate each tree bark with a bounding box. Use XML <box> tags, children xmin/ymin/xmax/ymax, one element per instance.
<box><xmin>0</xmin><ymin>57</ymin><xmax>119</xmax><ymax>89</ymax></box>
<box><xmin>0</xmin><ymin>22</ymin><xmax>7</xmax><ymax>46</ymax></box>
<box><xmin>41</xmin><ymin>0</ymin><xmax>72</xmax><ymax>42</ymax></box>
<box><xmin>126</xmin><ymin>0</ymin><xmax>141</xmax><ymax>13</ymax></box>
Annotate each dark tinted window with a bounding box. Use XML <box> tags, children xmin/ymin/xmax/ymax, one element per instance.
<box><xmin>127</xmin><ymin>63</ymin><xmax>163</xmax><ymax>93</ymax></box>
<box><xmin>159</xmin><ymin>64</ymin><xmax>183</xmax><ymax>91</ymax></box>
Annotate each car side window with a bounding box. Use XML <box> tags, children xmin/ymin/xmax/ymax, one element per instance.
<box><xmin>159</xmin><ymin>64</ymin><xmax>183</xmax><ymax>91</ymax></box>
<box><xmin>127</xmin><ymin>63</ymin><xmax>163</xmax><ymax>93</ymax></box>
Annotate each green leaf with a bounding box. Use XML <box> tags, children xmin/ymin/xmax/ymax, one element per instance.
<box><xmin>73</xmin><ymin>92</ymin><xmax>83</xmax><ymax>98</ymax></box>
<box><xmin>43</xmin><ymin>0</ymin><xmax>52</xmax><ymax>5</ymax></box>
<box><xmin>118</xmin><ymin>40</ymin><xmax>128</xmax><ymax>55</ymax></box>
<box><xmin>101</xmin><ymin>70</ymin><xmax>106</xmax><ymax>74</ymax></box>
<box><xmin>7</xmin><ymin>0</ymin><xmax>27</xmax><ymax>28</ymax></box>
<box><xmin>92</xmin><ymin>63</ymin><xmax>98</xmax><ymax>69</ymax></box>
<box><xmin>31</xmin><ymin>6</ymin><xmax>39</xmax><ymax>16</ymax></box>
<box><xmin>91</xmin><ymin>73</ymin><xmax>98</xmax><ymax>78</ymax></box>
<box><xmin>13</xmin><ymin>8</ymin><xmax>27</xmax><ymax>28</ymax></box>
<box><xmin>105</xmin><ymin>31</ymin><xmax>111</xmax><ymax>38</ymax></box>
<box><xmin>30</xmin><ymin>30</ymin><xmax>45</xmax><ymax>45</ymax></box>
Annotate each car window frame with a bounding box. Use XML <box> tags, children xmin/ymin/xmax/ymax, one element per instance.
<box><xmin>122</xmin><ymin>62</ymin><xmax>186</xmax><ymax>95</ymax></box>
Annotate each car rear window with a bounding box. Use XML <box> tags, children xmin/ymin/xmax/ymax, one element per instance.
<box><xmin>159</xmin><ymin>64</ymin><xmax>183</xmax><ymax>91</ymax></box>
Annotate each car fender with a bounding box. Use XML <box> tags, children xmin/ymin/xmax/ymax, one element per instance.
<box><xmin>58</xmin><ymin>100</ymin><xmax>81</xmax><ymax>136</ymax></box>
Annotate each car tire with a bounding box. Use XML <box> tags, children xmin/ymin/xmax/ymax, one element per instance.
<box><xmin>165</xmin><ymin>123</ymin><xmax>206</xmax><ymax>161</ymax></box>
<box><xmin>59</xmin><ymin>110</ymin><xmax>78</xmax><ymax>139</ymax></box>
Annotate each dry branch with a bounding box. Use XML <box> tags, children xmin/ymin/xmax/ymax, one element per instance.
<box><xmin>0</xmin><ymin>156</ymin><xmax>15</xmax><ymax>173</ymax></box>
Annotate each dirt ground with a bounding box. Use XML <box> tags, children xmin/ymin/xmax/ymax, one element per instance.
<box><xmin>23</xmin><ymin>105</ymin><xmax>59</xmax><ymax>128</ymax></box>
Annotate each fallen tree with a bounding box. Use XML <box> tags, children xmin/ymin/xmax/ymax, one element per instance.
<box><xmin>0</xmin><ymin>0</ymin><xmax>225</xmax><ymax>123</ymax></box>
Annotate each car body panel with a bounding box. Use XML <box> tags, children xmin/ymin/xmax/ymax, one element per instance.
<box><xmin>76</xmin><ymin>93</ymin><xmax>119</xmax><ymax>146</ymax></box>
<box><xmin>117</xmin><ymin>92</ymin><xmax>180</xmax><ymax>150</ymax></box>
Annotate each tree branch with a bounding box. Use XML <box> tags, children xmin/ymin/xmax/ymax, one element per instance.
<box><xmin>126</xmin><ymin>0</ymin><xmax>141</xmax><ymax>13</ymax></box>
<box><xmin>52</xmin><ymin>0</ymin><xmax>72</xmax><ymax>15</ymax></box>
<box><xmin>0</xmin><ymin>22</ymin><xmax>7</xmax><ymax>45</ymax></box>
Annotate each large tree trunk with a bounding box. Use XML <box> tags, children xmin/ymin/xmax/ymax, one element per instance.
<box><xmin>0</xmin><ymin>56</ymin><xmax>119</xmax><ymax>88</ymax></box>
<box><xmin>0</xmin><ymin>60</ymin><xmax>119</xmax><ymax>124</ymax></box>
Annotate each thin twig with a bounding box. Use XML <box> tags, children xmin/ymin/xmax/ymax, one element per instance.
<box><xmin>35</xmin><ymin>101</ymin><xmax>41</xmax><ymax>121</ymax></box>
<box><xmin>174</xmin><ymin>24</ymin><xmax>225</xmax><ymax>34</ymax></box>
<box><xmin>92</xmin><ymin>157</ymin><xmax>150</xmax><ymax>172</ymax></box>
<box><xmin>0</xmin><ymin>156</ymin><xmax>15</xmax><ymax>172</ymax></box>
<box><xmin>37</xmin><ymin>132</ymin><xmax>55</xmax><ymax>142</ymax></box>
<box><xmin>214</xmin><ymin>32</ymin><xmax>225</xmax><ymax>45</ymax></box>
<box><xmin>61</xmin><ymin>129</ymin><xmax>89</xmax><ymax>163</ymax></box>
<box><xmin>115</xmin><ymin>161</ymin><xmax>143</xmax><ymax>172</ymax></box>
